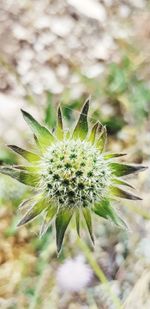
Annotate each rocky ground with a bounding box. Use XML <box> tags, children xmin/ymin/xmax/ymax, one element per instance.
<box><xmin>0</xmin><ymin>1</ymin><xmax>150</xmax><ymax>308</ymax></box>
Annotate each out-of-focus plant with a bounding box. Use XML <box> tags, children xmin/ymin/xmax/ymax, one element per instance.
<box><xmin>0</xmin><ymin>148</ymin><xmax>16</xmax><ymax>165</ymax></box>
<box><xmin>0</xmin><ymin>148</ymin><xmax>27</xmax><ymax>206</ymax></box>
<box><xmin>80</xmin><ymin>52</ymin><xmax>150</xmax><ymax>131</ymax></box>
<box><xmin>105</xmin><ymin>56</ymin><xmax>150</xmax><ymax>123</ymax></box>
<box><xmin>0</xmin><ymin>175</ymin><xmax>26</xmax><ymax>206</ymax></box>
<box><xmin>0</xmin><ymin>98</ymin><xmax>147</xmax><ymax>254</ymax></box>
<box><xmin>0</xmin><ymin>149</ymin><xmax>28</xmax><ymax>238</ymax></box>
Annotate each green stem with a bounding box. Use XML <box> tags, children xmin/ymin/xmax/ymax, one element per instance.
<box><xmin>77</xmin><ymin>237</ymin><xmax>123</xmax><ymax>309</ymax></box>
<box><xmin>29</xmin><ymin>241</ymin><xmax>56</xmax><ymax>309</ymax></box>
<box><xmin>125</xmin><ymin>202</ymin><xmax>150</xmax><ymax>220</ymax></box>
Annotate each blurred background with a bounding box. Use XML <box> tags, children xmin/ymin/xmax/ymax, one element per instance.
<box><xmin>0</xmin><ymin>1</ymin><xmax>150</xmax><ymax>308</ymax></box>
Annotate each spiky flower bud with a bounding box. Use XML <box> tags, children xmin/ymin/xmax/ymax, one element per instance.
<box><xmin>0</xmin><ymin>98</ymin><xmax>147</xmax><ymax>253</ymax></box>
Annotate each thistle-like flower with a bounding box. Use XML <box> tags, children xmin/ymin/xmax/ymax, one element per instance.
<box><xmin>0</xmin><ymin>98</ymin><xmax>147</xmax><ymax>253</ymax></box>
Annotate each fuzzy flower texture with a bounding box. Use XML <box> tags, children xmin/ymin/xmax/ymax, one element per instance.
<box><xmin>0</xmin><ymin>98</ymin><xmax>147</xmax><ymax>253</ymax></box>
<box><xmin>56</xmin><ymin>256</ymin><xmax>92</xmax><ymax>292</ymax></box>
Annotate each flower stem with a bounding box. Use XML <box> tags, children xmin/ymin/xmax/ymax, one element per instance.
<box><xmin>77</xmin><ymin>237</ymin><xmax>123</xmax><ymax>309</ymax></box>
<box><xmin>125</xmin><ymin>201</ymin><xmax>150</xmax><ymax>220</ymax></box>
<box><xmin>29</xmin><ymin>240</ymin><xmax>56</xmax><ymax>309</ymax></box>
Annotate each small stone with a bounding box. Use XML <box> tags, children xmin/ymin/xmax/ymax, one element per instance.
<box><xmin>89</xmin><ymin>35</ymin><xmax>115</xmax><ymax>60</ymax></box>
<box><xmin>33</xmin><ymin>15</ymin><xmax>51</xmax><ymax>29</ymax></box>
<box><xmin>119</xmin><ymin>5</ymin><xmax>131</xmax><ymax>18</ymax></box>
<box><xmin>82</xmin><ymin>63</ymin><xmax>104</xmax><ymax>78</ymax></box>
<box><xmin>50</xmin><ymin>16</ymin><xmax>74</xmax><ymax>37</ymax></box>
<box><xmin>13</xmin><ymin>24</ymin><xmax>29</xmax><ymax>40</ymax></box>
<box><xmin>67</xmin><ymin>0</ymin><xmax>106</xmax><ymax>22</ymax></box>
<box><xmin>128</xmin><ymin>0</ymin><xmax>145</xmax><ymax>8</ymax></box>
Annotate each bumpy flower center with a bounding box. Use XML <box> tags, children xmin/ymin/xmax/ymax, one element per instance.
<box><xmin>39</xmin><ymin>140</ymin><xmax>112</xmax><ymax>208</ymax></box>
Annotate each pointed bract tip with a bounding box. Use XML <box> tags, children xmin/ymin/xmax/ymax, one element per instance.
<box><xmin>17</xmin><ymin>220</ymin><xmax>24</xmax><ymax>227</ymax></box>
<box><xmin>140</xmin><ymin>166</ymin><xmax>148</xmax><ymax>171</ymax></box>
<box><xmin>20</xmin><ymin>108</ymin><xmax>26</xmax><ymax>114</ymax></box>
<box><xmin>83</xmin><ymin>100</ymin><xmax>89</xmax><ymax>109</ymax></box>
<box><xmin>91</xmin><ymin>236</ymin><xmax>95</xmax><ymax>246</ymax></box>
<box><xmin>21</xmin><ymin>109</ymin><xmax>31</xmax><ymax>119</ymax></box>
<box><xmin>21</xmin><ymin>109</ymin><xmax>30</xmax><ymax>120</ymax></box>
<box><xmin>85</xmin><ymin>95</ymin><xmax>92</xmax><ymax>102</ymax></box>
<box><xmin>58</xmin><ymin>104</ymin><xmax>61</xmax><ymax>111</ymax></box>
<box><xmin>57</xmin><ymin>246</ymin><xmax>62</xmax><ymax>255</ymax></box>
<box><xmin>7</xmin><ymin>144</ymin><xmax>13</xmax><ymax>149</ymax></box>
<box><xmin>129</xmin><ymin>193</ymin><xmax>143</xmax><ymax>200</ymax></box>
<box><xmin>7</xmin><ymin>145</ymin><xmax>19</xmax><ymax>152</ymax></box>
<box><xmin>57</xmin><ymin>105</ymin><xmax>63</xmax><ymax>122</ymax></box>
<box><xmin>17</xmin><ymin>219</ymin><xmax>30</xmax><ymax>227</ymax></box>
<box><xmin>83</xmin><ymin>96</ymin><xmax>91</xmax><ymax>110</ymax></box>
<box><xmin>97</xmin><ymin>121</ymin><xmax>103</xmax><ymax>132</ymax></box>
<box><xmin>133</xmin><ymin>165</ymin><xmax>149</xmax><ymax>174</ymax></box>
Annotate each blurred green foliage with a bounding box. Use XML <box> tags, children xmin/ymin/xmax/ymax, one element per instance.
<box><xmin>0</xmin><ymin>148</ymin><xmax>17</xmax><ymax>164</ymax></box>
<box><xmin>0</xmin><ymin>148</ymin><xmax>28</xmax><ymax>212</ymax></box>
<box><xmin>105</xmin><ymin>56</ymin><xmax>150</xmax><ymax>122</ymax></box>
<box><xmin>79</xmin><ymin>54</ymin><xmax>150</xmax><ymax>132</ymax></box>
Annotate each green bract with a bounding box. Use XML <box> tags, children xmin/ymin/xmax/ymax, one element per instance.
<box><xmin>0</xmin><ymin>98</ymin><xmax>147</xmax><ymax>253</ymax></box>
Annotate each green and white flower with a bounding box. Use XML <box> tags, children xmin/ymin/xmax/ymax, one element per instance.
<box><xmin>0</xmin><ymin>98</ymin><xmax>147</xmax><ymax>252</ymax></box>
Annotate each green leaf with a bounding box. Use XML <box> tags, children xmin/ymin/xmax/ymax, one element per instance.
<box><xmin>0</xmin><ymin>166</ymin><xmax>39</xmax><ymax>187</ymax></box>
<box><xmin>55</xmin><ymin>106</ymin><xmax>64</xmax><ymax>140</ymax></box>
<box><xmin>56</xmin><ymin>209</ymin><xmax>73</xmax><ymax>253</ymax></box>
<box><xmin>18</xmin><ymin>193</ymin><xmax>43</xmax><ymax>209</ymax></box>
<box><xmin>72</xmin><ymin>98</ymin><xmax>90</xmax><ymax>140</ymax></box>
<box><xmin>18</xmin><ymin>198</ymin><xmax>33</xmax><ymax>209</ymax></box>
<box><xmin>18</xmin><ymin>190</ymin><xmax>43</xmax><ymax>209</ymax></box>
<box><xmin>40</xmin><ymin>206</ymin><xmax>57</xmax><ymax>237</ymax></box>
<box><xmin>0</xmin><ymin>148</ymin><xmax>16</xmax><ymax>164</ymax></box>
<box><xmin>112</xmin><ymin>178</ymin><xmax>134</xmax><ymax>189</ymax></box>
<box><xmin>110</xmin><ymin>186</ymin><xmax>142</xmax><ymax>200</ymax></box>
<box><xmin>104</xmin><ymin>153</ymin><xmax>126</xmax><ymax>160</ymax></box>
<box><xmin>8</xmin><ymin>145</ymin><xmax>40</xmax><ymax>162</ymax></box>
<box><xmin>17</xmin><ymin>199</ymin><xmax>47</xmax><ymax>226</ymax></box>
<box><xmin>14</xmin><ymin>165</ymin><xmax>40</xmax><ymax>174</ymax></box>
<box><xmin>44</xmin><ymin>92</ymin><xmax>56</xmax><ymax>129</ymax></box>
<box><xmin>82</xmin><ymin>208</ymin><xmax>94</xmax><ymax>244</ymax></box>
<box><xmin>33</xmin><ymin>134</ymin><xmax>39</xmax><ymax>146</ymax></box>
<box><xmin>21</xmin><ymin>109</ymin><xmax>55</xmax><ymax>150</ymax></box>
<box><xmin>88</xmin><ymin>122</ymin><xmax>99</xmax><ymax>144</ymax></box>
<box><xmin>92</xmin><ymin>199</ymin><xmax>127</xmax><ymax>228</ymax></box>
<box><xmin>110</xmin><ymin>163</ymin><xmax>147</xmax><ymax>177</ymax></box>
<box><xmin>107</xmin><ymin>63</ymin><xmax>127</xmax><ymax>95</ymax></box>
<box><xmin>96</xmin><ymin>126</ymin><xmax>107</xmax><ymax>152</ymax></box>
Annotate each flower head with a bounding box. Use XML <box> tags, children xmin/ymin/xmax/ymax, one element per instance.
<box><xmin>0</xmin><ymin>98</ymin><xmax>147</xmax><ymax>253</ymax></box>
